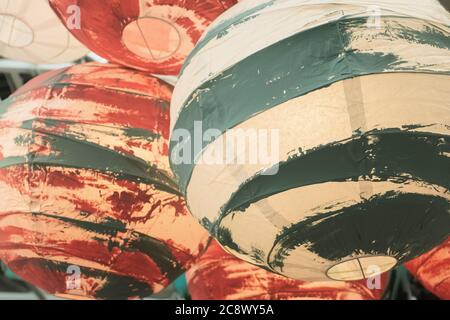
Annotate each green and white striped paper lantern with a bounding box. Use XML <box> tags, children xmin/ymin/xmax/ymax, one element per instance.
<box><xmin>170</xmin><ymin>0</ymin><xmax>450</xmax><ymax>281</ymax></box>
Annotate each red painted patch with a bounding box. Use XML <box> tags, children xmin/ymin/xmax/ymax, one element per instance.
<box><xmin>7</xmin><ymin>258</ymin><xmax>69</xmax><ymax>294</ymax></box>
<box><xmin>187</xmin><ymin>241</ymin><xmax>389</xmax><ymax>300</ymax></box>
<box><xmin>47</xmin><ymin>170</ymin><xmax>85</xmax><ymax>189</ymax></box>
<box><xmin>406</xmin><ymin>237</ymin><xmax>450</xmax><ymax>300</ymax></box>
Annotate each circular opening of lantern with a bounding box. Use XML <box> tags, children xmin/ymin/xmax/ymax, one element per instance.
<box><xmin>326</xmin><ymin>256</ymin><xmax>397</xmax><ymax>281</ymax></box>
<box><xmin>0</xmin><ymin>14</ymin><xmax>33</xmax><ymax>48</ymax></box>
<box><xmin>122</xmin><ymin>17</ymin><xmax>181</xmax><ymax>61</ymax></box>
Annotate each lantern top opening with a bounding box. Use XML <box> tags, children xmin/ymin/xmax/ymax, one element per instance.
<box><xmin>122</xmin><ymin>17</ymin><xmax>182</xmax><ymax>61</ymax></box>
<box><xmin>326</xmin><ymin>256</ymin><xmax>398</xmax><ymax>281</ymax></box>
<box><xmin>0</xmin><ymin>14</ymin><xmax>33</xmax><ymax>48</ymax></box>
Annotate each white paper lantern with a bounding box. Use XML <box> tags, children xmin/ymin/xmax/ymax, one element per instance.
<box><xmin>0</xmin><ymin>0</ymin><xmax>88</xmax><ymax>64</ymax></box>
<box><xmin>170</xmin><ymin>0</ymin><xmax>450</xmax><ymax>282</ymax></box>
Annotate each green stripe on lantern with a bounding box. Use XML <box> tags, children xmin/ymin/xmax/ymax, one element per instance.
<box><xmin>0</xmin><ymin>130</ymin><xmax>180</xmax><ymax>195</ymax></box>
<box><xmin>180</xmin><ymin>0</ymin><xmax>276</xmax><ymax>75</ymax></box>
<box><xmin>30</xmin><ymin>211</ymin><xmax>186</xmax><ymax>279</ymax></box>
<box><xmin>170</xmin><ymin>17</ymin><xmax>450</xmax><ymax>193</ymax></box>
<box><xmin>206</xmin><ymin>129</ymin><xmax>450</xmax><ymax>279</ymax></box>
<box><xmin>267</xmin><ymin>192</ymin><xmax>450</xmax><ymax>269</ymax></box>
<box><xmin>220</xmin><ymin>129</ymin><xmax>450</xmax><ymax>217</ymax></box>
<box><xmin>18</xmin><ymin>118</ymin><xmax>163</xmax><ymax>141</ymax></box>
<box><xmin>12</xmin><ymin>258</ymin><xmax>155</xmax><ymax>300</ymax></box>
<box><xmin>215</xmin><ymin>191</ymin><xmax>450</xmax><ymax>273</ymax></box>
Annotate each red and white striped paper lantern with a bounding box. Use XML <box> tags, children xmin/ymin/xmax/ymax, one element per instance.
<box><xmin>49</xmin><ymin>0</ymin><xmax>239</xmax><ymax>75</ymax></box>
<box><xmin>0</xmin><ymin>62</ymin><xmax>209</xmax><ymax>299</ymax></box>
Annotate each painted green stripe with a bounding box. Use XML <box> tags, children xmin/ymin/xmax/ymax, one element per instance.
<box><xmin>269</xmin><ymin>192</ymin><xmax>450</xmax><ymax>268</ymax></box>
<box><xmin>170</xmin><ymin>17</ymin><xmax>450</xmax><ymax>193</ymax></box>
<box><xmin>14</xmin><ymin>258</ymin><xmax>154</xmax><ymax>299</ymax></box>
<box><xmin>180</xmin><ymin>0</ymin><xmax>275</xmax><ymax>75</ymax></box>
<box><xmin>215</xmin><ymin>192</ymin><xmax>450</xmax><ymax>269</ymax></box>
<box><xmin>217</xmin><ymin>130</ymin><xmax>450</xmax><ymax>227</ymax></box>
<box><xmin>94</xmin><ymin>274</ymin><xmax>153</xmax><ymax>299</ymax></box>
<box><xmin>20</xmin><ymin>118</ymin><xmax>162</xmax><ymax>140</ymax></box>
<box><xmin>0</xmin><ymin>129</ymin><xmax>180</xmax><ymax>195</ymax></box>
<box><xmin>35</xmin><ymin>212</ymin><xmax>128</xmax><ymax>237</ymax></box>
<box><xmin>182</xmin><ymin>4</ymin><xmax>450</xmax><ymax>75</ymax></box>
<box><xmin>33</xmin><ymin>212</ymin><xmax>185</xmax><ymax>285</ymax></box>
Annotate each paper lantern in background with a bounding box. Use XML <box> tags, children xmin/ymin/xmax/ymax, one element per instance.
<box><xmin>0</xmin><ymin>0</ymin><xmax>88</xmax><ymax>64</ymax></box>
<box><xmin>405</xmin><ymin>238</ymin><xmax>449</xmax><ymax>300</ymax></box>
<box><xmin>0</xmin><ymin>63</ymin><xmax>209</xmax><ymax>300</ymax></box>
<box><xmin>49</xmin><ymin>0</ymin><xmax>239</xmax><ymax>75</ymax></box>
<box><xmin>187</xmin><ymin>241</ymin><xmax>389</xmax><ymax>300</ymax></box>
<box><xmin>170</xmin><ymin>0</ymin><xmax>450</xmax><ymax>282</ymax></box>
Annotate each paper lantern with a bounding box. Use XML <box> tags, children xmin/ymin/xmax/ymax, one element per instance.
<box><xmin>0</xmin><ymin>0</ymin><xmax>88</xmax><ymax>64</ymax></box>
<box><xmin>405</xmin><ymin>238</ymin><xmax>449</xmax><ymax>300</ymax></box>
<box><xmin>170</xmin><ymin>0</ymin><xmax>450</xmax><ymax>282</ymax></box>
<box><xmin>0</xmin><ymin>62</ymin><xmax>209</xmax><ymax>300</ymax></box>
<box><xmin>187</xmin><ymin>241</ymin><xmax>389</xmax><ymax>300</ymax></box>
<box><xmin>49</xmin><ymin>0</ymin><xmax>239</xmax><ymax>75</ymax></box>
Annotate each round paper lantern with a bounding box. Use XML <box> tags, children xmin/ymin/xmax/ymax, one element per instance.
<box><xmin>187</xmin><ymin>241</ymin><xmax>389</xmax><ymax>300</ymax></box>
<box><xmin>170</xmin><ymin>0</ymin><xmax>450</xmax><ymax>282</ymax></box>
<box><xmin>49</xmin><ymin>0</ymin><xmax>239</xmax><ymax>75</ymax></box>
<box><xmin>405</xmin><ymin>238</ymin><xmax>449</xmax><ymax>300</ymax></box>
<box><xmin>0</xmin><ymin>62</ymin><xmax>209</xmax><ymax>300</ymax></box>
<box><xmin>0</xmin><ymin>0</ymin><xmax>88</xmax><ymax>64</ymax></box>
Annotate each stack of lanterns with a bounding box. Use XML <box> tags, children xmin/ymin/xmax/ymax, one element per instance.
<box><xmin>0</xmin><ymin>0</ymin><xmax>243</xmax><ymax>299</ymax></box>
<box><xmin>0</xmin><ymin>0</ymin><xmax>239</xmax><ymax>300</ymax></box>
<box><xmin>0</xmin><ymin>0</ymin><xmax>448</xmax><ymax>300</ymax></box>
